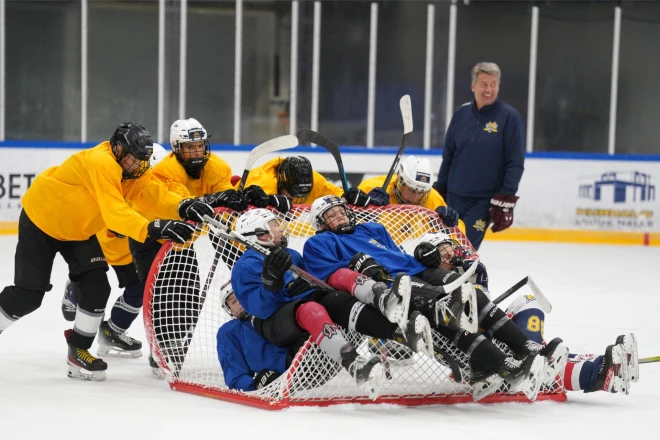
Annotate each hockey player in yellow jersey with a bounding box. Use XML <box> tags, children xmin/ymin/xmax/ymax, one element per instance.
<box><xmin>0</xmin><ymin>122</ymin><xmax>213</xmax><ymax>381</ymax></box>
<box><xmin>237</xmin><ymin>156</ymin><xmax>378</xmax><ymax>209</ymax></box>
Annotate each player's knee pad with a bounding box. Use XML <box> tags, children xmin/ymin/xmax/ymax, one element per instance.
<box><xmin>76</xmin><ymin>268</ymin><xmax>111</xmax><ymax>312</ymax></box>
<box><xmin>295</xmin><ymin>301</ymin><xmax>333</xmax><ymax>335</ymax></box>
<box><xmin>0</xmin><ymin>285</ymin><xmax>45</xmax><ymax>318</ymax></box>
<box><xmin>112</xmin><ymin>263</ymin><xmax>141</xmax><ymax>289</ymax></box>
<box><xmin>327</xmin><ymin>268</ymin><xmax>375</xmax><ymax>297</ymax></box>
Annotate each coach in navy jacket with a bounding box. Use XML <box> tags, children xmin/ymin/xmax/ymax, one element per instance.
<box><xmin>434</xmin><ymin>62</ymin><xmax>525</xmax><ymax>250</ymax></box>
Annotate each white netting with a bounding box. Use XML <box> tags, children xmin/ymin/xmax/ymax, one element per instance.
<box><xmin>144</xmin><ymin>205</ymin><xmax>565</xmax><ymax>409</ymax></box>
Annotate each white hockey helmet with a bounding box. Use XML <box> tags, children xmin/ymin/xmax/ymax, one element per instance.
<box><xmin>310</xmin><ymin>195</ymin><xmax>355</xmax><ymax>234</ymax></box>
<box><xmin>169</xmin><ymin>118</ymin><xmax>210</xmax><ymax>173</ymax></box>
<box><xmin>235</xmin><ymin>208</ymin><xmax>287</xmax><ymax>247</ymax></box>
<box><xmin>418</xmin><ymin>231</ymin><xmax>453</xmax><ymax>248</ymax></box>
<box><xmin>220</xmin><ymin>281</ymin><xmax>248</xmax><ymax>320</ymax></box>
<box><xmin>150</xmin><ymin>143</ymin><xmax>168</xmax><ymax>168</ymax></box>
<box><xmin>394</xmin><ymin>155</ymin><xmax>433</xmax><ymax>205</ymax></box>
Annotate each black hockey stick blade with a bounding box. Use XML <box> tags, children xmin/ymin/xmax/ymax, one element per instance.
<box><xmin>296</xmin><ymin>128</ymin><xmax>350</xmax><ymax>194</ymax></box>
<box><xmin>493</xmin><ymin>277</ymin><xmax>529</xmax><ymax>305</ymax></box>
<box><xmin>237</xmin><ymin>134</ymin><xmax>298</xmax><ymax>191</ymax></box>
<box><xmin>382</xmin><ymin>95</ymin><xmax>413</xmax><ymax>189</ymax></box>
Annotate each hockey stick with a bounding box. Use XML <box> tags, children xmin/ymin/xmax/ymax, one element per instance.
<box><xmin>237</xmin><ymin>134</ymin><xmax>299</xmax><ymax>191</ymax></box>
<box><xmin>493</xmin><ymin>277</ymin><xmax>528</xmax><ymax>304</ymax></box>
<box><xmin>296</xmin><ymin>128</ymin><xmax>350</xmax><ymax>194</ymax></box>
<box><xmin>492</xmin><ymin>276</ymin><xmax>553</xmax><ymax>313</ymax></box>
<box><xmin>202</xmin><ymin>214</ymin><xmax>334</xmax><ymax>292</ymax></box>
<box><xmin>640</xmin><ymin>356</ymin><xmax>660</xmax><ymax>364</ymax></box>
<box><xmin>381</xmin><ymin>95</ymin><xmax>413</xmax><ymax>189</ymax></box>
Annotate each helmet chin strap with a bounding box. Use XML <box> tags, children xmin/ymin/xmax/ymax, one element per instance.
<box><xmin>334</xmin><ymin>222</ymin><xmax>354</xmax><ymax>234</ymax></box>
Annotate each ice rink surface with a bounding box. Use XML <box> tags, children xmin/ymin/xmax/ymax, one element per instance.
<box><xmin>1</xmin><ymin>234</ymin><xmax>658</xmax><ymax>440</ymax></box>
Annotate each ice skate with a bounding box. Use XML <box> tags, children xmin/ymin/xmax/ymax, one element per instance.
<box><xmin>584</xmin><ymin>344</ymin><xmax>630</xmax><ymax>394</ymax></box>
<box><xmin>373</xmin><ymin>273</ymin><xmax>411</xmax><ymax>334</ymax></box>
<box><xmin>394</xmin><ymin>311</ymin><xmax>433</xmax><ymax>358</ymax></box>
<box><xmin>434</xmin><ymin>283</ymin><xmax>478</xmax><ymax>333</ymax></box>
<box><xmin>149</xmin><ymin>353</ymin><xmax>166</xmax><ymax>379</ymax></box>
<box><xmin>64</xmin><ymin>329</ymin><xmax>107</xmax><ymax>382</ymax></box>
<box><xmin>524</xmin><ymin>338</ymin><xmax>568</xmax><ymax>386</ymax></box>
<box><xmin>97</xmin><ymin>320</ymin><xmax>143</xmax><ymax>359</ymax></box>
<box><xmin>616</xmin><ymin>333</ymin><xmax>639</xmax><ymax>383</ymax></box>
<box><xmin>501</xmin><ymin>353</ymin><xmax>547</xmax><ymax>401</ymax></box>
<box><xmin>341</xmin><ymin>344</ymin><xmax>385</xmax><ymax>401</ymax></box>
<box><xmin>61</xmin><ymin>280</ymin><xmax>77</xmax><ymax>322</ymax></box>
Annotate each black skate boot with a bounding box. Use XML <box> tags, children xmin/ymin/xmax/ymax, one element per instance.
<box><xmin>372</xmin><ymin>273</ymin><xmax>411</xmax><ymax>333</ymax></box>
<box><xmin>499</xmin><ymin>353</ymin><xmax>546</xmax><ymax>401</ymax></box>
<box><xmin>394</xmin><ymin>311</ymin><xmax>433</xmax><ymax>358</ymax></box>
<box><xmin>523</xmin><ymin>337</ymin><xmax>568</xmax><ymax>386</ymax></box>
<box><xmin>97</xmin><ymin>321</ymin><xmax>143</xmax><ymax>359</ymax></box>
<box><xmin>616</xmin><ymin>333</ymin><xmax>639</xmax><ymax>384</ymax></box>
<box><xmin>584</xmin><ymin>344</ymin><xmax>629</xmax><ymax>394</ymax></box>
<box><xmin>61</xmin><ymin>280</ymin><xmax>77</xmax><ymax>322</ymax></box>
<box><xmin>65</xmin><ymin>329</ymin><xmax>107</xmax><ymax>381</ymax></box>
<box><xmin>340</xmin><ymin>343</ymin><xmax>385</xmax><ymax>400</ymax></box>
<box><xmin>148</xmin><ymin>353</ymin><xmax>166</xmax><ymax>379</ymax></box>
<box><xmin>432</xmin><ymin>284</ymin><xmax>478</xmax><ymax>333</ymax></box>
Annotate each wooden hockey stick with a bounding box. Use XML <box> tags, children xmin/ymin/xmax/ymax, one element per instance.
<box><xmin>381</xmin><ymin>95</ymin><xmax>413</xmax><ymax>189</ymax></box>
<box><xmin>640</xmin><ymin>356</ymin><xmax>660</xmax><ymax>364</ymax></box>
<box><xmin>296</xmin><ymin>128</ymin><xmax>350</xmax><ymax>194</ymax></box>
<box><xmin>237</xmin><ymin>134</ymin><xmax>299</xmax><ymax>191</ymax></box>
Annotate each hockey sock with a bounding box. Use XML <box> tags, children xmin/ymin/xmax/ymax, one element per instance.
<box><xmin>561</xmin><ymin>353</ymin><xmax>602</xmax><ymax>391</ymax></box>
<box><xmin>70</xmin><ymin>268</ymin><xmax>110</xmax><ymax>349</ymax></box>
<box><xmin>109</xmin><ymin>280</ymin><xmax>144</xmax><ymax>332</ymax></box>
<box><xmin>327</xmin><ymin>268</ymin><xmax>378</xmax><ymax>305</ymax></box>
<box><xmin>477</xmin><ymin>295</ymin><xmax>527</xmax><ymax>355</ymax></box>
<box><xmin>437</xmin><ymin>326</ymin><xmax>506</xmax><ymax>373</ymax></box>
<box><xmin>295</xmin><ymin>301</ymin><xmax>348</xmax><ymax>364</ymax></box>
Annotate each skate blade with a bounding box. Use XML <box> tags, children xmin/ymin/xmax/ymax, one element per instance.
<box><xmin>624</xmin><ymin>333</ymin><xmax>639</xmax><ymax>383</ymax></box>
<box><xmin>414</xmin><ymin>314</ymin><xmax>434</xmax><ymax>358</ymax></box>
<box><xmin>460</xmin><ymin>283</ymin><xmax>478</xmax><ymax>333</ymax></box>
<box><xmin>361</xmin><ymin>363</ymin><xmax>386</xmax><ymax>401</ymax></box>
<box><xmin>611</xmin><ymin>345</ymin><xmax>631</xmax><ymax>395</ymax></box>
<box><xmin>520</xmin><ymin>356</ymin><xmax>547</xmax><ymax>401</ymax></box>
<box><xmin>391</xmin><ymin>275</ymin><xmax>412</xmax><ymax>337</ymax></box>
<box><xmin>472</xmin><ymin>375</ymin><xmax>504</xmax><ymax>401</ymax></box>
<box><xmin>97</xmin><ymin>345</ymin><xmax>143</xmax><ymax>359</ymax></box>
<box><xmin>543</xmin><ymin>343</ymin><xmax>569</xmax><ymax>386</ymax></box>
<box><xmin>151</xmin><ymin>366</ymin><xmax>167</xmax><ymax>379</ymax></box>
<box><xmin>67</xmin><ymin>362</ymin><xmax>106</xmax><ymax>382</ymax></box>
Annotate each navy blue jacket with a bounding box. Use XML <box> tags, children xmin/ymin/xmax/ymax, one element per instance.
<box><xmin>434</xmin><ymin>99</ymin><xmax>525</xmax><ymax>198</ymax></box>
<box><xmin>216</xmin><ymin>319</ymin><xmax>288</xmax><ymax>391</ymax></box>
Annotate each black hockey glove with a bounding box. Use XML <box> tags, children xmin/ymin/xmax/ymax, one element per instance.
<box><xmin>202</xmin><ymin>189</ymin><xmax>248</xmax><ymax>212</ymax></box>
<box><xmin>462</xmin><ymin>260</ymin><xmax>489</xmax><ymax>289</ymax></box>
<box><xmin>367</xmin><ymin>187</ymin><xmax>390</xmax><ymax>206</ymax></box>
<box><xmin>178</xmin><ymin>198</ymin><xmax>214</xmax><ymax>223</ymax></box>
<box><xmin>261</xmin><ymin>247</ymin><xmax>292</xmax><ymax>292</ymax></box>
<box><xmin>254</xmin><ymin>370</ymin><xmax>280</xmax><ymax>390</ymax></box>
<box><xmin>148</xmin><ymin>220</ymin><xmax>195</xmax><ymax>244</ymax></box>
<box><xmin>414</xmin><ymin>242</ymin><xmax>441</xmax><ymax>268</ymax></box>
<box><xmin>435</xmin><ymin>205</ymin><xmax>459</xmax><ymax>227</ymax></box>
<box><xmin>349</xmin><ymin>252</ymin><xmax>391</xmax><ymax>282</ymax></box>
<box><xmin>286</xmin><ymin>277</ymin><xmax>313</xmax><ymax>297</ymax></box>
<box><xmin>343</xmin><ymin>187</ymin><xmax>372</xmax><ymax>207</ymax></box>
<box><xmin>244</xmin><ymin>185</ymin><xmax>269</xmax><ymax>208</ymax></box>
<box><xmin>268</xmin><ymin>194</ymin><xmax>293</xmax><ymax>213</ymax></box>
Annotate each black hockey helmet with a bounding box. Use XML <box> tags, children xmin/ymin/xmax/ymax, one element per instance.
<box><xmin>110</xmin><ymin>122</ymin><xmax>153</xmax><ymax>179</ymax></box>
<box><xmin>276</xmin><ymin>156</ymin><xmax>314</xmax><ymax>204</ymax></box>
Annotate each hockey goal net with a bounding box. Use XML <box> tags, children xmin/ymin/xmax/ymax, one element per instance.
<box><xmin>144</xmin><ymin>205</ymin><xmax>566</xmax><ymax>409</ymax></box>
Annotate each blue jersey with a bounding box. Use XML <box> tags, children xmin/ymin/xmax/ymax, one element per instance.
<box><xmin>231</xmin><ymin>247</ymin><xmax>314</xmax><ymax>319</ymax></box>
<box><xmin>303</xmin><ymin>223</ymin><xmax>426</xmax><ymax>281</ymax></box>
<box><xmin>216</xmin><ymin>319</ymin><xmax>288</xmax><ymax>391</ymax></box>
<box><xmin>435</xmin><ymin>99</ymin><xmax>525</xmax><ymax>198</ymax></box>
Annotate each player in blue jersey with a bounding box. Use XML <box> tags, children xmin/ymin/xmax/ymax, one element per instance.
<box><xmin>415</xmin><ymin>230</ymin><xmax>639</xmax><ymax>395</ymax></box>
<box><xmin>229</xmin><ymin>208</ymin><xmax>433</xmax><ymax>399</ymax></box>
<box><xmin>303</xmin><ymin>195</ymin><xmax>566</xmax><ymax>400</ymax></box>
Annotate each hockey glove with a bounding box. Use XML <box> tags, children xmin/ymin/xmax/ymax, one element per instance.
<box><xmin>286</xmin><ymin>277</ymin><xmax>313</xmax><ymax>297</ymax></box>
<box><xmin>202</xmin><ymin>189</ymin><xmax>248</xmax><ymax>212</ymax></box>
<box><xmin>462</xmin><ymin>259</ymin><xmax>488</xmax><ymax>289</ymax></box>
<box><xmin>414</xmin><ymin>242</ymin><xmax>441</xmax><ymax>268</ymax></box>
<box><xmin>178</xmin><ymin>198</ymin><xmax>214</xmax><ymax>223</ymax></box>
<box><xmin>349</xmin><ymin>252</ymin><xmax>391</xmax><ymax>282</ymax></box>
<box><xmin>244</xmin><ymin>185</ymin><xmax>269</xmax><ymax>208</ymax></box>
<box><xmin>268</xmin><ymin>194</ymin><xmax>293</xmax><ymax>213</ymax></box>
<box><xmin>148</xmin><ymin>220</ymin><xmax>195</xmax><ymax>244</ymax></box>
<box><xmin>343</xmin><ymin>187</ymin><xmax>372</xmax><ymax>207</ymax></box>
<box><xmin>367</xmin><ymin>187</ymin><xmax>390</xmax><ymax>206</ymax></box>
<box><xmin>261</xmin><ymin>247</ymin><xmax>292</xmax><ymax>292</ymax></box>
<box><xmin>435</xmin><ymin>205</ymin><xmax>459</xmax><ymax>227</ymax></box>
<box><xmin>489</xmin><ymin>193</ymin><xmax>519</xmax><ymax>232</ymax></box>
<box><xmin>254</xmin><ymin>370</ymin><xmax>280</xmax><ymax>390</ymax></box>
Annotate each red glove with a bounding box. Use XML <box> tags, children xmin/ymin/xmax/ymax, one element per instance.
<box><xmin>489</xmin><ymin>193</ymin><xmax>519</xmax><ymax>232</ymax></box>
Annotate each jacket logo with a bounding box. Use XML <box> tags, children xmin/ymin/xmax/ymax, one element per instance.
<box><xmin>484</xmin><ymin>122</ymin><xmax>498</xmax><ymax>133</ymax></box>
<box><xmin>368</xmin><ymin>238</ymin><xmax>387</xmax><ymax>250</ymax></box>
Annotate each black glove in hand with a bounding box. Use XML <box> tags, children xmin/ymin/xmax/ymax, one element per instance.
<box><xmin>254</xmin><ymin>370</ymin><xmax>280</xmax><ymax>390</ymax></box>
<box><xmin>349</xmin><ymin>252</ymin><xmax>391</xmax><ymax>282</ymax></box>
<box><xmin>203</xmin><ymin>189</ymin><xmax>248</xmax><ymax>212</ymax></box>
<box><xmin>367</xmin><ymin>187</ymin><xmax>390</xmax><ymax>206</ymax></box>
<box><xmin>435</xmin><ymin>205</ymin><xmax>459</xmax><ymax>227</ymax></box>
<box><xmin>414</xmin><ymin>242</ymin><xmax>441</xmax><ymax>268</ymax></box>
<box><xmin>244</xmin><ymin>185</ymin><xmax>269</xmax><ymax>208</ymax></box>
<box><xmin>261</xmin><ymin>247</ymin><xmax>292</xmax><ymax>292</ymax></box>
<box><xmin>178</xmin><ymin>199</ymin><xmax>214</xmax><ymax>223</ymax></box>
<box><xmin>343</xmin><ymin>187</ymin><xmax>371</xmax><ymax>207</ymax></box>
<box><xmin>286</xmin><ymin>277</ymin><xmax>313</xmax><ymax>297</ymax></box>
<box><xmin>489</xmin><ymin>193</ymin><xmax>519</xmax><ymax>232</ymax></box>
<box><xmin>462</xmin><ymin>260</ymin><xmax>488</xmax><ymax>288</ymax></box>
<box><xmin>148</xmin><ymin>220</ymin><xmax>195</xmax><ymax>244</ymax></box>
<box><xmin>268</xmin><ymin>194</ymin><xmax>293</xmax><ymax>213</ymax></box>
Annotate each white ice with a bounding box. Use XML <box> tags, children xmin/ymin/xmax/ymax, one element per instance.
<box><xmin>1</xmin><ymin>235</ymin><xmax>658</xmax><ymax>439</ymax></box>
